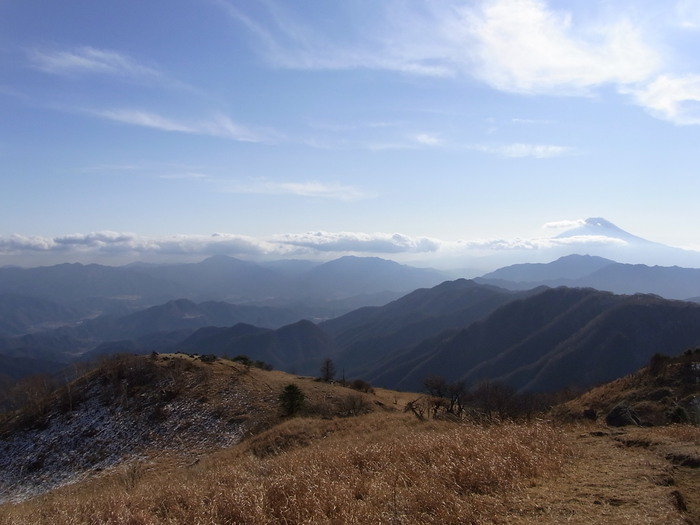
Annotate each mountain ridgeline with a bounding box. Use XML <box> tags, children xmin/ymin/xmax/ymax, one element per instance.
<box><xmin>0</xmin><ymin>256</ymin><xmax>447</xmax><ymax>382</ymax></box>
<box><xmin>2</xmin><ymin>250</ymin><xmax>700</xmax><ymax>395</ymax></box>
<box><xmin>360</xmin><ymin>286</ymin><xmax>700</xmax><ymax>392</ymax></box>
<box><xmin>0</xmin><ymin>255</ymin><xmax>447</xmax><ymax>319</ymax></box>
<box><xmin>477</xmin><ymin>254</ymin><xmax>700</xmax><ymax>300</ymax></box>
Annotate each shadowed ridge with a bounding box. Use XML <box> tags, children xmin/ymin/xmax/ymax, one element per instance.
<box><xmin>367</xmin><ymin>287</ymin><xmax>700</xmax><ymax>393</ymax></box>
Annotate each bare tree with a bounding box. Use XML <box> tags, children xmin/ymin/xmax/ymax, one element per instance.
<box><xmin>320</xmin><ymin>358</ymin><xmax>336</xmax><ymax>382</ymax></box>
<box><xmin>423</xmin><ymin>375</ymin><xmax>448</xmax><ymax>398</ymax></box>
<box><xmin>446</xmin><ymin>380</ymin><xmax>467</xmax><ymax>416</ymax></box>
<box><xmin>471</xmin><ymin>380</ymin><xmax>517</xmax><ymax>420</ymax></box>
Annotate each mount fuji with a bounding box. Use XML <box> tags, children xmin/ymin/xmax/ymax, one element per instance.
<box><xmin>551</xmin><ymin>217</ymin><xmax>700</xmax><ymax>267</ymax></box>
<box><xmin>554</xmin><ymin>217</ymin><xmax>657</xmax><ymax>245</ymax></box>
<box><xmin>474</xmin><ymin>218</ymin><xmax>700</xmax><ymax>300</ymax></box>
<box><xmin>470</xmin><ymin>217</ymin><xmax>700</xmax><ymax>271</ymax></box>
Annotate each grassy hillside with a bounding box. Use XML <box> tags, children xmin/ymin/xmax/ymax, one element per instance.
<box><xmin>0</xmin><ymin>414</ymin><xmax>571</xmax><ymax>524</ymax></box>
<box><xmin>554</xmin><ymin>348</ymin><xmax>700</xmax><ymax>425</ymax></box>
<box><xmin>0</xmin><ymin>353</ymin><xmax>698</xmax><ymax>524</ymax></box>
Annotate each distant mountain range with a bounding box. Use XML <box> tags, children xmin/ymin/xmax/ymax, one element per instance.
<box><xmin>0</xmin><ymin>255</ymin><xmax>447</xmax><ymax>320</ymax></box>
<box><xmin>164</xmin><ymin>281</ymin><xmax>700</xmax><ymax>393</ymax></box>
<box><xmin>0</xmin><ymin>256</ymin><xmax>447</xmax><ymax>380</ymax></box>
<box><xmin>476</xmin><ymin>254</ymin><xmax>700</xmax><ymax>300</ymax></box>
<box><xmin>4</xmin><ymin>221</ymin><xmax>700</xmax><ymax>396</ymax></box>
<box><xmin>3</xmin><ymin>277</ymin><xmax>700</xmax><ymax>394</ymax></box>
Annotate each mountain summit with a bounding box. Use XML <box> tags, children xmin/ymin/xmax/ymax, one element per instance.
<box><xmin>540</xmin><ymin>217</ymin><xmax>700</xmax><ymax>268</ymax></box>
<box><xmin>472</xmin><ymin>217</ymin><xmax>700</xmax><ymax>270</ymax></box>
<box><xmin>555</xmin><ymin>217</ymin><xmax>655</xmax><ymax>245</ymax></box>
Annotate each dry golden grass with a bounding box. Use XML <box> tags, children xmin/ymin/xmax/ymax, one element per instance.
<box><xmin>0</xmin><ymin>413</ymin><xmax>567</xmax><ymax>525</ymax></box>
<box><xmin>1</xmin><ymin>354</ymin><xmax>697</xmax><ymax>525</ymax></box>
<box><xmin>503</xmin><ymin>423</ymin><xmax>697</xmax><ymax>525</ymax></box>
<box><xmin>659</xmin><ymin>423</ymin><xmax>700</xmax><ymax>445</ymax></box>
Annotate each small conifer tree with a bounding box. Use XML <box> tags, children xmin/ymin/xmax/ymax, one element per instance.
<box><xmin>279</xmin><ymin>384</ymin><xmax>305</xmax><ymax>416</ymax></box>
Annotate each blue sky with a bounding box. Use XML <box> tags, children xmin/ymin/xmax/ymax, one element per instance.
<box><xmin>2</xmin><ymin>0</ymin><xmax>700</xmax><ymax>268</ymax></box>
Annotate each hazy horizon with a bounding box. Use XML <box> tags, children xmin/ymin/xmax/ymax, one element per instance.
<box><xmin>3</xmin><ymin>217</ymin><xmax>700</xmax><ymax>273</ymax></box>
<box><xmin>3</xmin><ymin>1</ymin><xmax>700</xmax><ymax>268</ymax></box>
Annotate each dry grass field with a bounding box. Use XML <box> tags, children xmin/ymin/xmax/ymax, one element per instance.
<box><xmin>504</xmin><ymin>424</ymin><xmax>700</xmax><ymax>524</ymax></box>
<box><xmin>0</xmin><ymin>353</ymin><xmax>698</xmax><ymax>524</ymax></box>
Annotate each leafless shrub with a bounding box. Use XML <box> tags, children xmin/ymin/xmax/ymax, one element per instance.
<box><xmin>349</xmin><ymin>379</ymin><xmax>374</xmax><ymax>393</ymax></box>
<box><xmin>339</xmin><ymin>393</ymin><xmax>370</xmax><ymax>416</ymax></box>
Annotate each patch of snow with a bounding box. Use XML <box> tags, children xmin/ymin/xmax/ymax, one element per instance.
<box><xmin>0</xmin><ymin>379</ymin><xmax>248</xmax><ymax>503</ymax></box>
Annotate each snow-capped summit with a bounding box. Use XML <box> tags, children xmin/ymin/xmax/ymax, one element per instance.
<box><xmin>555</xmin><ymin>217</ymin><xmax>656</xmax><ymax>245</ymax></box>
<box><xmin>470</xmin><ymin>217</ymin><xmax>700</xmax><ymax>271</ymax></box>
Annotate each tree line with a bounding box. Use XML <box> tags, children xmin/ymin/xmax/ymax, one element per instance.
<box><xmin>405</xmin><ymin>374</ymin><xmax>578</xmax><ymax>422</ymax></box>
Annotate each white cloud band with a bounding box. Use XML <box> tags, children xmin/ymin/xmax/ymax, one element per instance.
<box><xmin>0</xmin><ymin>227</ymin><xmax>630</xmax><ymax>264</ymax></box>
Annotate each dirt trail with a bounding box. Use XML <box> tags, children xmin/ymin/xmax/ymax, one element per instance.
<box><xmin>505</xmin><ymin>425</ymin><xmax>699</xmax><ymax>525</ymax></box>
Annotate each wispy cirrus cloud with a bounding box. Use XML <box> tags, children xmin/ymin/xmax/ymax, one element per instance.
<box><xmin>225</xmin><ymin>178</ymin><xmax>372</xmax><ymax>201</ymax></box>
<box><xmin>222</xmin><ymin>0</ymin><xmax>660</xmax><ymax>89</ymax></box>
<box><xmin>511</xmin><ymin>118</ymin><xmax>555</xmax><ymax>125</ymax></box>
<box><xmin>89</xmin><ymin>108</ymin><xmax>267</xmax><ymax>142</ymax></box>
<box><xmin>28</xmin><ymin>46</ymin><xmax>163</xmax><ymax>80</ymax></box>
<box><xmin>212</xmin><ymin>0</ymin><xmax>455</xmax><ymax>76</ymax></box>
<box><xmin>365</xmin><ymin>132</ymin><xmax>444</xmax><ymax>151</ymax></box>
<box><xmin>158</xmin><ymin>172</ymin><xmax>211</xmax><ymax>181</ymax></box>
<box><xmin>27</xmin><ymin>45</ymin><xmax>263</xmax><ymax>140</ymax></box>
<box><xmin>473</xmin><ymin>142</ymin><xmax>575</xmax><ymax>158</ymax></box>
<box><xmin>79</xmin><ymin>162</ymin><xmax>367</xmax><ymax>200</ymax></box>
<box><xmin>221</xmin><ymin>0</ymin><xmax>700</xmax><ymax>126</ymax></box>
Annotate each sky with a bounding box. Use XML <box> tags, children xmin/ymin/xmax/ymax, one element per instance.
<box><xmin>2</xmin><ymin>0</ymin><xmax>700</xmax><ymax>269</ymax></box>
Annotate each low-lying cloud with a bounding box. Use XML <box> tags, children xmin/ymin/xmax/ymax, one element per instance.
<box><xmin>0</xmin><ymin>227</ymin><xmax>638</xmax><ymax>268</ymax></box>
<box><xmin>275</xmin><ymin>232</ymin><xmax>442</xmax><ymax>254</ymax></box>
